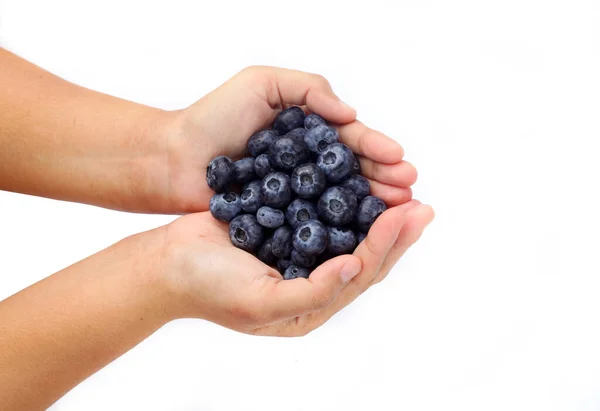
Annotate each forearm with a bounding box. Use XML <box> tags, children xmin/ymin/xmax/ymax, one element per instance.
<box><xmin>0</xmin><ymin>48</ymin><xmax>175</xmax><ymax>212</ymax></box>
<box><xmin>0</xmin><ymin>228</ymin><xmax>171</xmax><ymax>411</ymax></box>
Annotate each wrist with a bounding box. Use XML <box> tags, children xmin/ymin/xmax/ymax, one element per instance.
<box><xmin>124</xmin><ymin>108</ymin><xmax>183</xmax><ymax>214</ymax></box>
<box><xmin>112</xmin><ymin>225</ymin><xmax>178</xmax><ymax>325</ymax></box>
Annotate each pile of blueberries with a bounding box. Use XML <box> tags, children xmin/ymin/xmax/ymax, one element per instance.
<box><xmin>207</xmin><ymin>106</ymin><xmax>387</xmax><ymax>280</ymax></box>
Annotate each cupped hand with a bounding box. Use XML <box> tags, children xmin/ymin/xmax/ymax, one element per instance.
<box><xmin>158</xmin><ymin>201</ymin><xmax>433</xmax><ymax>336</ymax></box>
<box><xmin>163</xmin><ymin>66</ymin><xmax>417</xmax><ymax>213</ymax></box>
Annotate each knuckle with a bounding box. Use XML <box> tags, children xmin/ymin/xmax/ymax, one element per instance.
<box><xmin>312</xmin><ymin>73</ymin><xmax>330</xmax><ymax>87</ymax></box>
<box><xmin>239</xmin><ymin>65</ymin><xmax>269</xmax><ymax>82</ymax></box>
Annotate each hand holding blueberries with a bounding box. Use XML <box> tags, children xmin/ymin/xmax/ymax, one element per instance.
<box><xmin>153</xmin><ymin>67</ymin><xmax>434</xmax><ymax>336</ymax></box>
<box><xmin>0</xmin><ymin>51</ymin><xmax>434</xmax><ymax>410</ymax></box>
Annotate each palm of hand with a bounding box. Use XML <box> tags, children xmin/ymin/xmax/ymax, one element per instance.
<box><xmin>164</xmin><ymin>198</ymin><xmax>433</xmax><ymax>337</ymax></box>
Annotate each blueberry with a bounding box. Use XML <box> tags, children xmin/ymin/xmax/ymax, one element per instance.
<box><xmin>286</xmin><ymin>199</ymin><xmax>319</xmax><ymax>228</ymax></box>
<box><xmin>277</xmin><ymin>258</ymin><xmax>293</xmax><ymax>274</ymax></box>
<box><xmin>316</xmin><ymin>143</ymin><xmax>355</xmax><ymax>183</ymax></box>
<box><xmin>254</xmin><ymin>154</ymin><xmax>272</xmax><ymax>179</ymax></box>
<box><xmin>206</xmin><ymin>156</ymin><xmax>235</xmax><ymax>193</ymax></box>
<box><xmin>229</xmin><ymin>214</ymin><xmax>264</xmax><ymax>252</ymax></box>
<box><xmin>286</xmin><ymin>127</ymin><xmax>307</xmax><ymax>143</ymax></box>
<box><xmin>351</xmin><ymin>156</ymin><xmax>361</xmax><ymax>174</ymax></box>
<box><xmin>304</xmin><ymin>125</ymin><xmax>339</xmax><ymax>154</ymax></box>
<box><xmin>290</xmin><ymin>163</ymin><xmax>326</xmax><ymax>199</ymax></box>
<box><xmin>274</xmin><ymin>106</ymin><xmax>305</xmax><ymax>135</ymax></box>
<box><xmin>260</xmin><ymin>172</ymin><xmax>292</xmax><ymax>208</ymax></box>
<box><xmin>356</xmin><ymin>231</ymin><xmax>367</xmax><ymax>244</ymax></box>
<box><xmin>283</xmin><ymin>265</ymin><xmax>311</xmax><ymax>280</ymax></box>
<box><xmin>258</xmin><ymin>236</ymin><xmax>277</xmax><ymax>265</ymax></box>
<box><xmin>356</xmin><ymin>196</ymin><xmax>387</xmax><ymax>233</ymax></box>
<box><xmin>240</xmin><ymin>180</ymin><xmax>263</xmax><ymax>213</ymax></box>
<box><xmin>293</xmin><ymin>219</ymin><xmax>328</xmax><ymax>256</ymax></box>
<box><xmin>317</xmin><ymin>186</ymin><xmax>358</xmax><ymax>226</ymax></box>
<box><xmin>209</xmin><ymin>192</ymin><xmax>242</xmax><ymax>222</ymax></box>
<box><xmin>340</xmin><ymin>174</ymin><xmax>371</xmax><ymax>200</ymax></box>
<box><xmin>256</xmin><ymin>206</ymin><xmax>285</xmax><ymax>228</ymax></box>
<box><xmin>268</xmin><ymin>137</ymin><xmax>310</xmax><ymax>172</ymax></box>
<box><xmin>327</xmin><ymin>226</ymin><xmax>357</xmax><ymax>255</ymax></box>
<box><xmin>304</xmin><ymin>113</ymin><xmax>326</xmax><ymax>130</ymax></box>
<box><xmin>248</xmin><ymin>129</ymin><xmax>278</xmax><ymax>157</ymax></box>
<box><xmin>234</xmin><ymin>157</ymin><xmax>255</xmax><ymax>184</ymax></box>
<box><xmin>291</xmin><ymin>249</ymin><xmax>317</xmax><ymax>269</ymax></box>
<box><xmin>271</xmin><ymin>225</ymin><xmax>293</xmax><ymax>258</ymax></box>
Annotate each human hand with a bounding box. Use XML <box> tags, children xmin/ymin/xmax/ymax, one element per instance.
<box><xmin>156</xmin><ymin>200</ymin><xmax>433</xmax><ymax>336</ymax></box>
<box><xmin>161</xmin><ymin>66</ymin><xmax>418</xmax><ymax>213</ymax></box>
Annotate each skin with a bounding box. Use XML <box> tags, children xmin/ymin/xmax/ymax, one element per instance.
<box><xmin>0</xmin><ymin>48</ymin><xmax>434</xmax><ymax>410</ymax></box>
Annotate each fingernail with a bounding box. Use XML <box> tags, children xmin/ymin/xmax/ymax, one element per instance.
<box><xmin>340</xmin><ymin>259</ymin><xmax>361</xmax><ymax>283</ymax></box>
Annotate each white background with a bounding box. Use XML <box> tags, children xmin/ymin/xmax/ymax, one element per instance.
<box><xmin>1</xmin><ymin>1</ymin><xmax>600</xmax><ymax>410</ymax></box>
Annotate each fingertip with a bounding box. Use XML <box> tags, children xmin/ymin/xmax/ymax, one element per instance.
<box><xmin>414</xmin><ymin>204</ymin><xmax>435</xmax><ymax>226</ymax></box>
<box><xmin>338</xmin><ymin>99</ymin><xmax>358</xmax><ymax>119</ymax></box>
<box><xmin>386</xmin><ymin>141</ymin><xmax>405</xmax><ymax>163</ymax></box>
<box><xmin>401</xmin><ymin>160</ymin><xmax>418</xmax><ymax>186</ymax></box>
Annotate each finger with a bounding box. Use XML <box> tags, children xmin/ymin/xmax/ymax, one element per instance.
<box><xmin>303</xmin><ymin>206</ymin><xmax>407</xmax><ymax>330</ymax></box>
<box><xmin>252</xmin><ymin>66</ymin><xmax>357</xmax><ymax>124</ymax></box>
<box><xmin>374</xmin><ymin>204</ymin><xmax>435</xmax><ymax>283</ymax></box>
<box><xmin>368</xmin><ymin>179</ymin><xmax>413</xmax><ymax>207</ymax></box>
<box><xmin>359</xmin><ymin>158</ymin><xmax>418</xmax><ymax>187</ymax></box>
<box><xmin>336</xmin><ymin>121</ymin><xmax>404</xmax><ymax>164</ymax></box>
<box><xmin>262</xmin><ymin>254</ymin><xmax>362</xmax><ymax>320</ymax></box>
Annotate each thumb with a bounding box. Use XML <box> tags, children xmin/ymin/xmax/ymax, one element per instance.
<box><xmin>245</xmin><ymin>66</ymin><xmax>357</xmax><ymax>124</ymax></box>
<box><xmin>265</xmin><ymin>254</ymin><xmax>362</xmax><ymax>319</ymax></box>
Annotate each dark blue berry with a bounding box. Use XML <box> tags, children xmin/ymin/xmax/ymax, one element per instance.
<box><xmin>248</xmin><ymin>129</ymin><xmax>278</xmax><ymax>157</ymax></box>
<box><xmin>256</xmin><ymin>206</ymin><xmax>285</xmax><ymax>228</ymax></box>
<box><xmin>240</xmin><ymin>180</ymin><xmax>263</xmax><ymax>213</ymax></box>
<box><xmin>317</xmin><ymin>251</ymin><xmax>336</xmax><ymax>266</ymax></box>
<box><xmin>286</xmin><ymin>127</ymin><xmax>307</xmax><ymax>143</ymax></box>
<box><xmin>356</xmin><ymin>196</ymin><xmax>387</xmax><ymax>233</ymax></box>
<box><xmin>290</xmin><ymin>163</ymin><xmax>326</xmax><ymax>199</ymax></box>
<box><xmin>293</xmin><ymin>219</ymin><xmax>328</xmax><ymax>256</ymax></box>
<box><xmin>274</xmin><ymin>106</ymin><xmax>305</xmax><ymax>135</ymax></box>
<box><xmin>209</xmin><ymin>192</ymin><xmax>241</xmax><ymax>222</ymax></box>
<box><xmin>234</xmin><ymin>157</ymin><xmax>255</xmax><ymax>184</ymax></box>
<box><xmin>327</xmin><ymin>226</ymin><xmax>357</xmax><ymax>255</ymax></box>
<box><xmin>268</xmin><ymin>137</ymin><xmax>310</xmax><ymax>172</ymax></box>
<box><xmin>277</xmin><ymin>258</ymin><xmax>293</xmax><ymax>274</ymax></box>
<box><xmin>258</xmin><ymin>236</ymin><xmax>277</xmax><ymax>265</ymax></box>
<box><xmin>316</xmin><ymin>143</ymin><xmax>355</xmax><ymax>183</ymax></box>
<box><xmin>291</xmin><ymin>249</ymin><xmax>317</xmax><ymax>269</ymax></box>
<box><xmin>283</xmin><ymin>265</ymin><xmax>311</xmax><ymax>280</ymax></box>
<box><xmin>304</xmin><ymin>113</ymin><xmax>326</xmax><ymax>130</ymax></box>
<box><xmin>340</xmin><ymin>174</ymin><xmax>370</xmax><ymax>200</ymax></box>
<box><xmin>317</xmin><ymin>186</ymin><xmax>358</xmax><ymax>226</ymax></box>
<box><xmin>286</xmin><ymin>199</ymin><xmax>319</xmax><ymax>228</ymax></box>
<box><xmin>304</xmin><ymin>125</ymin><xmax>339</xmax><ymax>154</ymax></box>
<box><xmin>271</xmin><ymin>225</ymin><xmax>293</xmax><ymax>258</ymax></box>
<box><xmin>357</xmin><ymin>231</ymin><xmax>367</xmax><ymax>244</ymax></box>
<box><xmin>260</xmin><ymin>172</ymin><xmax>292</xmax><ymax>208</ymax></box>
<box><xmin>254</xmin><ymin>154</ymin><xmax>272</xmax><ymax>179</ymax></box>
<box><xmin>229</xmin><ymin>214</ymin><xmax>264</xmax><ymax>253</ymax></box>
<box><xmin>206</xmin><ymin>156</ymin><xmax>235</xmax><ymax>193</ymax></box>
